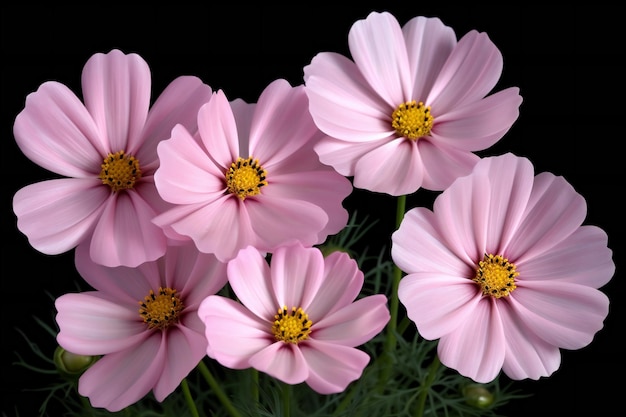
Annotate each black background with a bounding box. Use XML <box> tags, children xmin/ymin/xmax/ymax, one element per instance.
<box><xmin>2</xmin><ymin>3</ymin><xmax>623</xmax><ymax>417</ymax></box>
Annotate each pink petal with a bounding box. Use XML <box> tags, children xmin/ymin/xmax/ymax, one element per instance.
<box><xmin>353</xmin><ymin>137</ymin><xmax>424</xmax><ymax>195</ymax></box>
<box><xmin>13</xmin><ymin>179</ymin><xmax>107</xmax><ymax>255</ymax></box>
<box><xmin>398</xmin><ymin>272</ymin><xmax>479</xmax><ymax>339</ymax></box>
<box><xmin>249</xmin><ymin>342</ymin><xmax>309</xmax><ymax>384</ymax></box>
<box><xmin>437</xmin><ymin>299</ymin><xmax>506</xmax><ymax>383</ymax></box>
<box><xmin>506</xmin><ymin>172</ymin><xmax>587</xmax><ymax>264</ymax></box>
<box><xmin>402</xmin><ymin>16</ymin><xmax>456</xmax><ymax>101</ymax></box>
<box><xmin>13</xmin><ymin>81</ymin><xmax>106</xmax><ymax>176</ymax></box>
<box><xmin>198</xmin><ymin>296</ymin><xmax>271</xmax><ymax>369</ymax></box>
<box><xmin>87</xmin><ymin>189</ymin><xmax>167</xmax><ymax>267</ymax></box>
<box><xmin>314</xmin><ymin>136</ymin><xmax>388</xmax><ymax>177</ymax></box>
<box><xmin>78</xmin><ymin>333</ymin><xmax>163</xmax><ymax>412</ymax></box>
<box><xmin>498</xmin><ymin>303</ymin><xmax>562</xmax><ymax>380</ymax></box>
<box><xmin>153</xmin><ymin>325</ymin><xmax>208</xmax><ymax>402</ymax></box>
<box><xmin>306</xmin><ymin>251</ymin><xmax>363</xmax><ymax>319</ymax></box>
<box><xmin>392</xmin><ymin>207</ymin><xmax>471</xmax><ymax>276</ymax></box>
<box><xmin>155</xmin><ymin>124</ymin><xmax>226</xmax><ymax>205</ymax></box>
<box><xmin>227</xmin><ymin>246</ymin><xmax>278</xmax><ymax>320</ymax></box>
<box><xmin>427</xmin><ymin>31</ymin><xmax>503</xmax><ymax>113</ymax></box>
<box><xmin>304</xmin><ymin>52</ymin><xmax>392</xmax><ymax>142</ymax></box>
<box><xmin>431</xmin><ymin>88</ymin><xmax>522</xmax><ymax>150</ymax></box>
<box><xmin>313</xmin><ymin>295</ymin><xmax>389</xmax><ymax>347</ymax></box>
<box><xmin>509</xmin><ymin>282</ymin><xmax>609</xmax><ymax>350</ymax></box>
<box><xmin>230</xmin><ymin>98</ymin><xmax>254</xmax><ymax>144</ymax></box>
<box><xmin>348</xmin><ymin>11</ymin><xmax>411</xmax><ymax>106</ymax></box>
<box><xmin>138</xmin><ymin>76</ymin><xmax>213</xmax><ymax>169</ymax></box>
<box><xmin>416</xmin><ymin>140</ymin><xmax>480</xmax><ymax>191</ymax></box>
<box><xmin>520</xmin><ymin>225</ymin><xmax>615</xmax><ymax>288</ymax></box>
<box><xmin>198</xmin><ymin>90</ymin><xmax>239</xmax><ymax>166</ymax></box>
<box><xmin>269</xmin><ymin>244</ymin><xmax>325</xmax><ymax>311</ymax></box>
<box><xmin>81</xmin><ymin>49</ymin><xmax>151</xmax><ymax>153</ymax></box>
<box><xmin>55</xmin><ymin>293</ymin><xmax>147</xmax><ymax>355</ymax></box>
<box><xmin>301</xmin><ymin>341</ymin><xmax>371</xmax><ymax>394</ymax></box>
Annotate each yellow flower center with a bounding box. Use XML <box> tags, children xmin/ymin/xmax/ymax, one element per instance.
<box><xmin>138</xmin><ymin>287</ymin><xmax>184</xmax><ymax>330</ymax></box>
<box><xmin>391</xmin><ymin>100</ymin><xmax>434</xmax><ymax>140</ymax></box>
<box><xmin>225</xmin><ymin>156</ymin><xmax>268</xmax><ymax>200</ymax></box>
<box><xmin>472</xmin><ymin>254</ymin><xmax>519</xmax><ymax>298</ymax></box>
<box><xmin>272</xmin><ymin>306</ymin><xmax>312</xmax><ymax>344</ymax></box>
<box><xmin>99</xmin><ymin>150</ymin><xmax>142</xmax><ymax>192</ymax></box>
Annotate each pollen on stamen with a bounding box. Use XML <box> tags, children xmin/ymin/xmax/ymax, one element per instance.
<box><xmin>472</xmin><ymin>253</ymin><xmax>519</xmax><ymax>298</ymax></box>
<box><xmin>225</xmin><ymin>156</ymin><xmax>268</xmax><ymax>200</ymax></box>
<box><xmin>99</xmin><ymin>150</ymin><xmax>142</xmax><ymax>192</ymax></box>
<box><xmin>138</xmin><ymin>287</ymin><xmax>184</xmax><ymax>330</ymax></box>
<box><xmin>391</xmin><ymin>100</ymin><xmax>434</xmax><ymax>140</ymax></box>
<box><xmin>272</xmin><ymin>305</ymin><xmax>312</xmax><ymax>344</ymax></box>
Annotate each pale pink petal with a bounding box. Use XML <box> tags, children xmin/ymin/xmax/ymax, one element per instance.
<box><xmin>197</xmin><ymin>91</ymin><xmax>239</xmax><ymax>166</ymax></box>
<box><xmin>270</xmin><ymin>244</ymin><xmax>325</xmax><ymax>311</ymax></box>
<box><xmin>230</xmin><ymin>98</ymin><xmax>253</xmax><ymax>147</ymax></box>
<box><xmin>314</xmin><ymin>295</ymin><xmax>389</xmax><ymax>347</ymax></box>
<box><xmin>304</xmin><ymin>52</ymin><xmax>392</xmax><ymax>142</ymax></box>
<box><xmin>506</xmin><ymin>172</ymin><xmax>587</xmax><ymax>264</ymax></box>
<box><xmin>398</xmin><ymin>273</ymin><xmax>479</xmax><ymax>339</ymax></box>
<box><xmin>498</xmin><ymin>303</ymin><xmax>562</xmax><ymax>380</ymax></box>
<box><xmin>301</xmin><ymin>341</ymin><xmax>370</xmax><ymax>394</ymax></box>
<box><xmin>249</xmin><ymin>342</ymin><xmax>309</xmax><ymax>385</ymax></box>
<box><xmin>13</xmin><ymin>179</ymin><xmax>107</xmax><ymax>255</ymax></box>
<box><xmin>431</xmin><ymin>88</ymin><xmax>522</xmax><ymax>150</ymax></box>
<box><xmin>427</xmin><ymin>31</ymin><xmax>503</xmax><ymax>113</ymax></box>
<box><xmin>13</xmin><ymin>81</ymin><xmax>106</xmax><ymax>176</ymax></box>
<box><xmin>78</xmin><ymin>334</ymin><xmax>163</xmax><ymax>412</ymax></box>
<box><xmin>227</xmin><ymin>246</ymin><xmax>278</xmax><ymax>320</ymax></box>
<box><xmin>508</xmin><ymin>282</ymin><xmax>609</xmax><ymax>350</ymax></box>
<box><xmin>138</xmin><ymin>76</ymin><xmax>212</xmax><ymax>169</ymax></box>
<box><xmin>353</xmin><ymin>137</ymin><xmax>424</xmax><ymax>196</ymax></box>
<box><xmin>55</xmin><ymin>293</ymin><xmax>147</xmax><ymax>355</ymax></box>
<box><xmin>348</xmin><ymin>11</ymin><xmax>411</xmax><ymax>106</ymax></box>
<box><xmin>306</xmin><ymin>251</ymin><xmax>363</xmax><ymax>319</ymax></box>
<box><xmin>519</xmin><ymin>226</ymin><xmax>615</xmax><ymax>288</ymax></box>
<box><xmin>74</xmin><ymin>242</ymin><xmax>153</xmax><ymax>302</ymax></box>
<box><xmin>268</xmin><ymin>171</ymin><xmax>352</xmax><ymax>238</ymax></box>
<box><xmin>402</xmin><ymin>16</ymin><xmax>456</xmax><ymax>100</ymax></box>
<box><xmin>437</xmin><ymin>299</ymin><xmax>506</xmax><ymax>383</ymax></box>
<box><xmin>314</xmin><ymin>136</ymin><xmax>388</xmax><ymax>176</ymax></box>
<box><xmin>155</xmin><ymin>125</ymin><xmax>226</xmax><ymax>205</ymax></box>
<box><xmin>88</xmin><ymin>190</ymin><xmax>166</xmax><ymax>267</ymax></box>
<box><xmin>81</xmin><ymin>49</ymin><xmax>150</xmax><ymax>153</ymax></box>
<box><xmin>416</xmin><ymin>140</ymin><xmax>480</xmax><ymax>191</ymax></box>
<box><xmin>392</xmin><ymin>207</ymin><xmax>471</xmax><ymax>275</ymax></box>
<box><xmin>246</xmin><ymin>193</ymin><xmax>327</xmax><ymax>249</ymax></box>
<box><xmin>198</xmin><ymin>296</ymin><xmax>271</xmax><ymax>369</ymax></box>
<box><xmin>153</xmin><ymin>325</ymin><xmax>207</xmax><ymax>402</ymax></box>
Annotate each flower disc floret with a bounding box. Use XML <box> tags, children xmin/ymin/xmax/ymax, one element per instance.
<box><xmin>139</xmin><ymin>287</ymin><xmax>184</xmax><ymax>330</ymax></box>
<box><xmin>391</xmin><ymin>100</ymin><xmax>433</xmax><ymax>140</ymax></box>
<box><xmin>473</xmin><ymin>254</ymin><xmax>518</xmax><ymax>298</ymax></box>
<box><xmin>226</xmin><ymin>156</ymin><xmax>267</xmax><ymax>200</ymax></box>
<box><xmin>272</xmin><ymin>306</ymin><xmax>312</xmax><ymax>343</ymax></box>
<box><xmin>99</xmin><ymin>150</ymin><xmax>142</xmax><ymax>192</ymax></box>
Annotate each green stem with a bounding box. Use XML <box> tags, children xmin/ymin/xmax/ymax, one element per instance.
<box><xmin>197</xmin><ymin>360</ymin><xmax>243</xmax><ymax>417</ymax></box>
<box><xmin>414</xmin><ymin>355</ymin><xmax>441</xmax><ymax>417</ymax></box>
<box><xmin>181</xmin><ymin>378</ymin><xmax>200</xmax><ymax>417</ymax></box>
<box><xmin>249</xmin><ymin>368</ymin><xmax>259</xmax><ymax>406</ymax></box>
<box><xmin>376</xmin><ymin>194</ymin><xmax>406</xmax><ymax>392</ymax></box>
<box><xmin>282</xmin><ymin>382</ymin><xmax>292</xmax><ymax>417</ymax></box>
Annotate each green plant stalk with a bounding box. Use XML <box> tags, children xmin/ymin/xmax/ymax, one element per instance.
<box><xmin>377</xmin><ymin>194</ymin><xmax>406</xmax><ymax>391</ymax></box>
<box><xmin>414</xmin><ymin>355</ymin><xmax>441</xmax><ymax>417</ymax></box>
<box><xmin>181</xmin><ymin>378</ymin><xmax>200</xmax><ymax>417</ymax></box>
<box><xmin>282</xmin><ymin>381</ymin><xmax>292</xmax><ymax>417</ymax></box>
<box><xmin>197</xmin><ymin>360</ymin><xmax>243</xmax><ymax>417</ymax></box>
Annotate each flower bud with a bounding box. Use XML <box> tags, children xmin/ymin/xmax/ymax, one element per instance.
<box><xmin>462</xmin><ymin>383</ymin><xmax>495</xmax><ymax>408</ymax></box>
<box><xmin>54</xmin><ymin>346</ymin><xmax>98</xmax><ymax>377</ymax></box>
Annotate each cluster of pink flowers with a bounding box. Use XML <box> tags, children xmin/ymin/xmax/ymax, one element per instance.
<box><xmin>12</xmin><ymin>11</ymin><xmax>614</xmax><ymax>413</ymax></box>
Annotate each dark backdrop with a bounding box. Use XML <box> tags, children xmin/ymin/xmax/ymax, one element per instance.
<box><xmin>2</xmin><ymin>4</ymin><xmax>623</xmax><ymax>416</ymax></box>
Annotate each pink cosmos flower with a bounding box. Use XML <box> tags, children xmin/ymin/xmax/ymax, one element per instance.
<box><xmin>152</xmin><ymin>78</ymin><xmax>353</xmax><ymax>262</ymax></box>
<box><xmin>304</xmin><ymin>11</ymin><xmax>523</xmax><ymax>196</ymax></box>
<box><xmin>392</xmin><ymin>153</ymin><xmax>614</xmax><ymax>383</ymax></box>
<box><xmin>12</xmin><ymin>49</ymin><xmax>212</xmax><ymax>267</ymax></box>
<box><xmin>197</xmin><ymin>243</ymin><xmax>390</xmax><ymax>394</ymax></box>
<box><xmin>55</xmin><ymin>241</ymin><xmax>228</xmax><ymax>411</ymax></box>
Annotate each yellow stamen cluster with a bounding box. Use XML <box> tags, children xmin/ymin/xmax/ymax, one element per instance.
<box><xmin>99</xmin><ymin>150</ymin><xmax>142</xmax><ymax>192</ymax></box>
<box><xmin>272</xmin><ymin>306</ymin><xmax>312</xmax><ymax>344</ymax></box>
<box><xmin>391</xmin><ymin>100</ymin><xmax>434</xmax><ymax>140</ymax></box>
<box><xmin>226</xmin><ymin>156</ymin><xmax>267</xmax><ymax>200</ymax></box>
<box><xmin>473</xmin><ymin>254</ymin><xmax>519</xmax><ymax>298</ymax></box>
<box><xmin>138</xmin><ymin>287</ymin><xmax>184</xmax><ymax>330</ymax></box>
